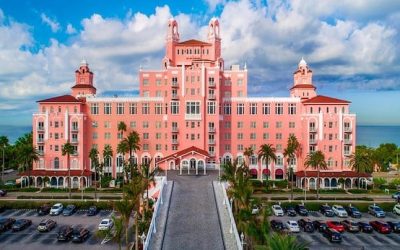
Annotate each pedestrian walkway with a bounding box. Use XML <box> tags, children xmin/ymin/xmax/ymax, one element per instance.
<box><xmin>161</xmin><ymin>171</ymin><xmax>224</xmax><ymax>250</ymax></box>
<box><xmin>213</xmin><ymin>181</ymin><xmax>239</xmax><ymax>250</ymax></box>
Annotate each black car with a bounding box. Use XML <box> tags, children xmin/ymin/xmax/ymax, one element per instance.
<box><xmin>12</xmin><ymin>219</ymin><xmax>32</xmax><ymax>232</ymax></box>
<box><xmin>345</xmin><ymin>206</ymin><xmax>362</xmax><ymax>218</ymax></box>
<box><xmin>270</xmin><ymin>220</ymin><xmax>285</xmax><ymax>232</ymax></box>
<box><xmin>357</xmin><ymin>221</ymin><xmax>373</xmax><ymax>233</ymax></box>
<box><xmin>285</xmin><ymin>206</ymin><xmax>297</xmax><ymax>217</ymax></box>
<box><xmin>387</xmin><ymin>221</ymin><xmax>400</xmax><ymax>233</ymax></box>
<box><xmin>37</xmin><ymin>219</ymin><xmax>57</xmax><ymax>232</ymax></box>
<box><xmin>298</xmin><ymin>219</ymin><xmax>315</xmax><ymax>233</ymax></box>
<box><xmin>87</xmin><ymin>206</ymin><xmax>98</xmax><ymax>216</ymax></box>
<box><xmin>57</xmin><ymin>225</ymin><xmax>73</xmax><ymax>241</ymax></box>
<box><xmin>295</xmin><ymin>204</ymin><xmax>308</xmax><ymax>216</ymax></box>
<box><xmin>0</xmin><ymin>218</ymin><xmax>15</xmax><ymax>232</ymax></box>
<box><xmin>320</xmin><ymin>205</ymin><xmax>335</xmax><ymax>217</ymax></box>
<box><xmin>313</xmin><ymin>220</ymin><xmax>328</xmax><ymax>232</ymax></box>
<box><xmin>322</xmin><ymin>228</ymin><xmax>342</xmax><ymax>243</ymax></box>
<box><xmin>37</xmin><ymin>204</ymin><xmax>51</xmax><ymax>216</ymax></box>
<box><xmin>63</xmin><ymin>205</ymin><xmax>77</xmax><ymax>216</ymax></box>
<box><xmin>0</xmin><ymin>189</ymin><xmax>7</xmax><ymax>197</ymax></box>
<box><xmin>71</xmin><ymin>226</ymin><xmax>90</xmax><ymax>243</ymax></box>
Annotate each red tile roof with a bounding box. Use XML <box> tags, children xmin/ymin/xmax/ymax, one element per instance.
<box><xmin>178</xmin><ymin>39</ymin><xmax>211</xmax><ymax>46</ymax></box>
<box><xmin>37</xmin><ymin>95</ymin><xmax>82</xmax><ymax>103</ymax></box>
<box><xmin>158</xmin><ymin>146</ymin><xmax>209</xmax><ymax>163</ymax></box>
<box><xmin>295</xmin><ymin>171</ymin><xmax>371</xmax><ymax>178</ymax></box>
<box><xmin>302</xmin><ymin>95</ymin><xmax>350</xmax><ymax>104</ymax></box>
<box><xmin>71</xmin><ymin>84</ymin><xmax>96</xmax><ymax>90</ymax></box>
<box><xmin>290</xmin><ymin>84</ymin><xmax>316</xmax><ymax>90</ymax></box>
<box><xmin>20</xmin><ymin>169</ymin><xmax>92</xmax><ymax>177</ymax></box>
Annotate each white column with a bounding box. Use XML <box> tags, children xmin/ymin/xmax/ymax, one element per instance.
<box><xmin>196</xmin><ymin>163</ymin><xmax>198</xmax><ymax>175</ymax></box>
<box><xmin>318</xmin><ymin>111</ymin><xmax>323</xmax><ymax>140</ymax></box>
<box><xmin>64</xmin><ymin>110</ymin><xmax>69</xmax><ymax>140</ymax></box>
<box><xmin>204</xmin><ymin>160</ymin><xmax>206</xmax><ymax>175</ymax></box>
<box><xmin>181</xmin><ymin>64</ymin><xmax>185</xmax><ymax>96</ymax></box>
<box><xmin>187</xmin><ymin>162</ymin><xmax>190</xmax><ymax>175</ymax></box>
<box><xmin>201</xmin><ymin>62</ymin><xmax>205</xmax><ymax>97</ymax></box>
<box><xmin>45</xmin><ymin>111</ymin><xmax>49</xmax><ymax>140</ymax></box>
<box><xmin>339</xmin><ymin>110</ymin><xmax>343</xmax><ymax>140</ymax></box>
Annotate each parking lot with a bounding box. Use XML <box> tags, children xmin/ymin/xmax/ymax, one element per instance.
<box><xmin>270</xmin><ymin>208</ymin><xmax>400</xmax><ymax>250</ymax></box>
<box><xmin>0</xmin><ymin>208</ymin><xmax>118</xmax><ymax>250</ymax></box>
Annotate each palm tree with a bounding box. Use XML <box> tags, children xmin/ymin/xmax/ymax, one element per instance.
<box><xmin>114</xmin><ymin>198</ymin><xmax>134</xmax><ymax>246</ymax></box>
<box><xmin>283</xmin><ymin>135</ymin><xmax>300</xmax><ymax>200</ymax></box>
<box><xmin>17</xmin><ymin>144</ymin><xmax>39</xmax><ymax>187</ymax></box>
<box><xmin>258</xmin><ymin>144</ymin><xmax>277</xmax><ymax>188</ymax></box>
<box><xmin>268</xmin><ymin>233</ymin><xmax>309</xmax><ymax>250</ymax></box>
<box><xmin>122</xmin><ymin>131</ymin><xmax>140</xmax><ymax>179</ymax></box>
<box><xmin>304</xmin><ymin>150</ymin><xmax>327</xmax><ymax>200</ymax></box>
<box><xmin>112</xmin><ymin>215</ymin><xmax>125</xmax><ymax>250</ymax></box>
<box><xmin>89</xmin><ymin>147</ymin><xmax>99</xmax><ymax>199</ymax></box>
<box><xmin>102</xmin><ymin>144</ymin><xmax>113</xmax><ymax>187</ymax></box>
<box><xmin>118</xmin><ymin>121</ymin><xmax>127</xmax><ymax>139</ymax></box>
<box><xmin>243</xmin><ymin>147</ymin><xmax>254</xmax><ymax>166</ymax></box>
<box><xmin>117</xmin><ymin>141</ymin><xmax>129</xmax><ymax>183</ymax></box>
<box><xmin>62</xmin><ymin>142</ymin><xmax>75</xmax><ymax>198</ymax></box>
<box><xmin>140</xmin><ymin>161</ymin><xmax>158</xmax><ymax>210</ymax></box>
<box><xmin>349</xmin><ymin>147</ymin><xmax>373</xmax><ymax>188</ymax></box>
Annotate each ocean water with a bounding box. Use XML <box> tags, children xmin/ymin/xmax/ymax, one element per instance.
<box><xmin>0</xmin><ymin>125</ymin><xmax>399</xmax><ymax>148</ymax></box>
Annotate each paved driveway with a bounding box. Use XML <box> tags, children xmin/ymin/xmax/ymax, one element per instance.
<box><xmin>162</xmin><ymin>170</ymin><xmax>224</xmax><ymax>250</ymax></box>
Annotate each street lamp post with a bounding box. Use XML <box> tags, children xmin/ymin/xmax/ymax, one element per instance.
<box><xmin>240</xmin><ymin>232</ymin><xmax>245</xmax><ymax>250</ymax></box>
<box><xmin>229</xmin><ymin>197</ymin><xmax>234</xmax><ymax>234</ymax></box>
<box><xmin>218</xmin><ymin>157</ymin><xmax>221</xmax><ymax>183</ymax></box>
<box><xmin>140</xmin><ymin>232</ymin><xmax>146</xmax><ymax>248</ymax></box>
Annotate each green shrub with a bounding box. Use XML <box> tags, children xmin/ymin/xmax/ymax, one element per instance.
<box><xmin>348</xmin><ymin>189</ymin><xmax>368</xmax><ymax>194</ymax></box>
<box><xmin>390</xmin><ymin>178</ymin><xmax>400</xmax><ymax>186</ymax></box>
<box><xmin>0</xmin><ymin>200</ymin><xmax>113</xmax><ymax>210</ymax></box>
<box><xmin>270</xmin><ymin>201</ymin><xmax>396</xmax><ymax>212</ymax></box>
<box><xmin>270</xmin><ymin>197</ymin><xmax>289</xmax><ymax>201</ymax></box>
<box><xmin>373</xmin><ymin>178</ymin><xmax>387</xmax><ymax>188</ymax></box>
<box><xmin>100</xmin><ymin>176</ymin><xmax>112</xmax><ymax>188</ymax></box>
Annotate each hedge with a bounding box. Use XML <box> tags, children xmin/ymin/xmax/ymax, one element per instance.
<box><xmin>16</xmin><ymin>195</ymin><xmax>122</xmax><ymax>200</ymax></box>
<box><xmin>0</xmin><ymin>200</ymin><xmax>113</xmax><ymax>210</ymax></box>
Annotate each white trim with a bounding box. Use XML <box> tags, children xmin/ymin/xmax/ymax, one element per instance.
<box><xmin>181</xmin><ymin>64</ymin><xmax>185</xmax><ymax>96</ymax></box>
<box><xmin>64</xmin><ymin>110</ymin><xmax>68</xmax><ymax>140</ymax></box>
<box><xmin>201</xmin><ymin>62</ymin><xmax>205</xmax><ymax>97</ymax></box>
<box><xmin>224</xmin><ymin>97</ymin><xmax>301</xmax><ymax>102</ymax></box>
<box><xmin>86</xmin><ymin>97</ymin><xmax>164</xmax><ymax>102</ymax></box>
<box><xmin>319</xmin><ymin>111</ymin><xmax>323</xmax><ymax>140</ymax></box>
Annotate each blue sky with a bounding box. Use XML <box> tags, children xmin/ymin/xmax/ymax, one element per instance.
<box><xmin>0</xmin><ymin>0</ymin><xmax>400</xmax><ymax>127</ymax></box>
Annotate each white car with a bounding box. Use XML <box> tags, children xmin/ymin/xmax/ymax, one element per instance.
<box><xmin>285</xmin><ymin>220</ymin><xmax>300</xmax><ymax>233</ymax></box>
<box><xmin>252</xmin><ymin>205</ymin><xmax>260</xmax><ymax>215</ymax></box>
<box><xmin>98</xmin><ymin>218</ymin><xmax>114</xmax><ymax>231</ymax></box>
<box><xmin>393</xmin><ymin>204</ymin><xmax>400</xmax><ymax>215</ymax></box>
<box><xmin>272</xmin><ymin>205</ymin><xmax>284</xmax><ymax>216</ymax></box>
<box><xmin>49</xmin><ymin>203</ymin><xmax>64</xmax><ymax>216</ymax></box>
<box><xmin>332</xmin><ymin>205</ymin><xmax>348</xmax><ymax>218</ymax></box>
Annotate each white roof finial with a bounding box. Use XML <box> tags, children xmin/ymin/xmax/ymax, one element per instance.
<box><xmin>80</xmin><ymin>58</ymin><xmax>88</xmax><ymax>66</ymax></box>
<box><xmin>244</xmin><ymin>62</ymin><xmax>247</xmax><ymax>70</ymax></box>
<box><xmin>299</xmin><ymin>57</ymin><xmax>307</xmax><ymax>67</ymax></box>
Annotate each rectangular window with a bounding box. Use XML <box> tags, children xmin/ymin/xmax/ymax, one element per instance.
<box><xmin>156</xmin><ymin>90</ymin><xmax>162</xmax><ymax>97</ymax></box>
<box><xmin>104</xmin><ymin>121</ymin><xmax>111</xmax><ymax>128</ymax></box>
<box><xmin>250</xmin><ymin>121</ymin><xmax>256</xmax><ymax>128</ymax></box>
<box><xmin>237</xmin><ymin>79</ymin><xmax>243</xmax><ymax>86</ymax></box>
<box><xmin>92</xmin><ymin>121</ymin><xmax>98</xmax><ymax>128</ymax></box>
<box><xmin>143</xmin><ymin>79</ymin><xmax>149</xmax><ymax>86</ymax></box>
<box><xmin>237</xmin><ymin>144</ymin><xmax>244</xmax><ymax>151</ymax></box>
<box><xmin>155</xmin><ymin>103</ymin><xmax>163</xmax><ymax>114</ymax></box>
<box><xmin>142</xmin><ymin>103</ymin><xmax>150</xmax><ymax>115</ymax></box>
<box><xmin>156</xmin><ymin>144</ymin><xmax>162</xmax><ymax>151</ymax></box>
<box><xmin>143</xmin><ymin>133</ymin><xmax>149</xmax><ymax>139</ymax></box>
<box><xmin>276</xmin><ymin>121</ymin><xmax>282</xmax><ymax>128</ymax></box>
<box><xmin>223</xmin><ymin>103</ymin><xmax>231</xmax><ymax>115</ymax></box>
<box><xmin>54</xmin><ymin>121</ymin><xmax>59</xmax><ymax>128</ymax></box>
<box><xmin>237</xmin><ymin>133</ymin><xmax>243</xmax><ymax>140</ymax></box>
<box><xmin>156</xmin><ymin>133</ymin><xmax>162</xmax><ymax>139</ymax></box>
<box><xmin>55</xmin><ymin>145</ymin><xmax>59</xmax><ymax>151</ymax></box>
<box><xmin>250</xmin><ymin>133</ymin><xmax>256</xmax><ymax>140</ymax></box>
<box><xmin>237</xmin><ymin>103</ymin><xmax>244</xmax><ymax>115</ymax></box>
<box><xmin>185</xmin><ymin>101</ymin><xmax>200</xmax><ymax>114</ymax></box>
<box><xmin>104</xmin><ymin>103</ymin><xmax>112</xmax><ymax>115</ymax></box>
<box><xmin>171</xmin><ymin>101</ymin><xmax>179</xmax><ymax>114</ymax></box>
<box><xmin>225</xmin><ymin>121</ymin><xmax>231</xmax><ymax>129</ymax></box>
<box><xmin>143</xmin><ymin>144</ymin><xmax>149</xmax><ymax>151</ymax></box>
<box><xmin>207</xmin><ymin>101</ymin><xmax>216</xmax><ymax>114</ymax></box>
<box><xmin>288</xmin><ymin>103</ymin><xmax>296</xmax><ymax>115</ymax></box>
<box><xmin>91</xmin><ymin>103</ymin><xmax>99</xmax><ymax>115</ymax></box>
<box><xmin>237</xmin><ymin>121</ymin><xmax>243</xmax><ymax>128</ymax></box>
<box><xmin>143</xmin><ymin>121</ymin><xmax>149</xmax><ymax>128</ymax></box>
<box><xmin>130</xmin><ymin>121</ymin><xmax>136</xmax><ymax>128</ymax></box>
<box><xmin>250</xmin><ymin>103</ymin><xmax>257</xmax><ymax>115</ymax></box>
<box><xmin>289</xmin><ymin>122</ymin><xmax>296</xmax><ymax>128</ymax></box>
<box><xmin>262</xmin><ymin>103</ymin><xmax>270</xmax><ymax>115</ymax></box>
<box><xmin>156</xmin><ymin>79</ymin><xmax>161</xmax><ymax>86</ymax></box>
<box><xmin>263</xmin><ymin>122</ymin><xmax>269</xmax><ymax>128</ymax></box>
<box><xmin>276</xmin><ymin>133</ymin><xmax>282</xmax><ymax>140</ymax></box>
<box><xmin>225</xmin><ymin>144</ymin><xmax>231</xmax><ymax>151</ymax></box>
<box><xmin>129</xmin><ymin>103</ymin><xmax>137</xmax><ymax>114</ymax></box>
<box><xmin>117</xmin><ymin>103</ymin><xmax>124</xmax><ymax>115</ymax></box>
<box><xmin>155</xmin><ymin>121</ymin><xmax>162</xmax><ymax>129</ymax></box>
<box><xmin>55</xmin><ymin>133</ymin><xmax>59</xmax><ymax>140</ymax></box>
<box><xmin>275</xmin><ymin>103</ymin><xmax>283</xmax><ymax>115</ymax></box>
<box><xmin>105</xmin><ymin>132</ymin><xmax>111</xmax><ymax>140</ymax></box>
<box><xmin>224</xmin><ymin>133</ymin><xmax>231</xmax><ymax>140</ymax></box>
<box><xmin>263</xmin><ymin>133</ymin><xmax>269</xmax><ymax>140</ymax></box>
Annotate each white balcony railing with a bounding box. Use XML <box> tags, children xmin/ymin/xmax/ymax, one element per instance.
<box><xmin>172</xmin><ymin>127</ymin><xmax>179</xmax><ymax>132</ymax></box>
<box><xmin>37</xmin><ymin>126</ymin><xmax>44</xmax><ymax>131</ymax></box>
<box><xmin>344</xmin><ymin>139</ymin><xmax>352</xmax><ymax>144</ymax></box>
<box><xmin>309</xmin><ymin>127</ymin><xmax>317</xmax><ymax>132</ymax></box>
<box><xmin>344</xmin><ymin>127</ymin><xmax>352</xmax><ymax>132</ymax></box>
<box><xmin>208</xmin><ymin>127</ymin><xmax>216</xmax><ymax>133</ymax></box>
<box><xmin>208</xmin><ymin>139</ymin><xmax>215</xmax><ymax>144</ymax></box>
<box><xmin>309</xmin><ymin>139</ymin><xmax>317</xmax><ymax>144</ymax></box>
<box><xmin>185</xmin><ymin>114</ymin><xmax>201</xmax><ymax>120</ymax></box>
<box><xmin>172</xmin><ymin>139</ymin><xmax>179</xmax><ymax>144</ymax></box>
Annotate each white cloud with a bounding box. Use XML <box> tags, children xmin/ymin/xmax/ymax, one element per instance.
<box><xmin>66</xmin><ymin>23</ymin><xmax>77</xmax><ymax>34</ymax></box>
<box><xmin>204</xmin><ymin>0</ymin><xmax>225</xmax><ymax>11</ymax></box>
<box><xmin>40</xmin><ymin>13</ymin><xmax>60</xmax><ymax>32</ymax></box>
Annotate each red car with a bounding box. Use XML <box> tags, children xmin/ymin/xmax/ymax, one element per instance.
<box><xmin>326</xmin><ymin>221</ymin><xmax>345</xmax><ymax>233</ymax></box>
<box><xmin>369</xmin><ymin>221</ymin><xmax>392</xmax><ymax>234</ymax></box>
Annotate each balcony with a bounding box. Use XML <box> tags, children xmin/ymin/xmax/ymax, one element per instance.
<box><xmin>208</xmin><ymin>127</ymin><xmax>216</xmax><ymax>133</ymax></box>
<box><xmin>344</xmin><ymin>151</ymin><xmax>351</xmax><ymax>156</ymax></box>
<box><xmin>344</xmin><ymin>127</ymin><xmax>352</xmax><ymax>133</ymax></box>
<box><xmin>208</xmin><ymin>81</ymin><xmax>216</xmax><ymax>88</ymax></box>
<box><xmin>38</xmin><ymin>150</ymin><xmax>44</xmax><ymax>156</ymax></box>
<box><xmin>71</xmin><ymin>138</ymin><xmax>79</xmax><ymax>144</ymax></box>
<box><xmin>208</xmin><ymin>94</ymin><xmax>216</xmax><ymax>100</ymax></box>
<box><xmin>171</xmin><ymin>81</ymin><xmax>179</xmax><ymax>88</ymax></box>
<box><xmin>309</xmin><ymin>127</ymin><xmax>317</xmax><ymax>133</ymax></box>
<box><xmin>344</xmin><ymin>139</ymin><xmax>352</xmax><ymax>144</ymax></box>
<box><xmin>71</xmin><ymin>126</ymin><xmax>79</xmax><ymax>131</ymax></box>
<box><xmin>171</xmin><ymin>94</ymin><xmax>179</xmax><ymax>100</ymax></box>
<box><xmin>309</xmin><ymin>139</ymin><xmax>317</xmax><ymax>144</ymax></box>
<box><xmin>37</xmin><ymin>138</ymin><xmax>44</xmax><ymax>144</ymax></box>
<box><xmin>37</xmin><ymin>126</ymin><xmax>44</xmax><ymax>131</ymax></box>
<box><xmin>72</xmin><ymin>151</ymin><xmax>78</xmax><ymax>156</ymax></box>
<box><xmin>185</xmin><ymin>114</ymin><xmax>201</xmax><ymax>120</ymax></box>
<box><xmin>208</xmin><ymin>139</ymin><xmax>216</xmax><ymax>145</ymax></box>
<box><xmin>172</xmin><ymin>127</ymin><xmax>179</xmax><ymax>133</ymax></box>
<box><xmin>172</xmin><ymin>139</ymin><xmax>179</xmax><ymax>144</ymax></box>
<box><xmin>209</xmin><ymin>152</ymin><xmax>215</xmax><ymax>157</ymax></box>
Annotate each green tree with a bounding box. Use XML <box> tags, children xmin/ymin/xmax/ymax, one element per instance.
<box><xmin>114</xmin><ymin>198</ymin><xmax>134</xmax><ymax>246</ymax></box>
<box><xmin>118</xmin><ymin>121</ymin><xmax>127</xmax><ymax>139</ymax></box>
<box><xmin>122</xmin><ymin>131</ymin><xmax>140</xmax><ymax>179</ymax></box>
<box><xmin>62</xmin><ymin>142</ymin><xmax>75</xmax><ymax>198</ymax></box>
<box><xmin>102</xmin><ymin>144</ymin><xmax>113</xmax><ymax>188</ymax></box>
<box><xmin>89</xmin><ymin>147</ymin><xmax>99</xmax><ymax>199</ymax></box>
<box><xmin>96</xmin><ymin>214</ymin><xmax>124</xmax><ymax>250</ymax></box>
<box><xmin>117</xmin><ymin>141</ymin><xmax>129</xmax><ymax>182</ymax></box>
<box><xmin>244</xmin><ymin>146</ymin><xmax>254</xmax><ymax>166</ymax></box>
<box><xmin>349</xmin><ymin>147</ymin><xmax>373</xmax><ymax>188</ymax></box>
<box><xmin>283</xmin><ymin>135</ymin><xmax>300</xmax><ymax>200</ymax></box>
<box><xmin>139</xmin><ymin>161</ymin><xmax>158</xmax><ymax>210</ymax></box>
<box><xmin>304</xmin><ymin>150</ymin><xmax>327</xmax><ymax>200</ymax></box>
<box><xmin>258</xmin><ymin>144</ymin><xmax>277</xmax><ymax>188</ymax></box>
<box><xmin>267</xmin><ymin>233</ymin><xmax>308</xmax><ymax>250</ymax></box>
<box><xmin>0</xmin><ymin>136</ymin><xmax>9</xmax><ymax>183</ymax></box>
<box><xmin>17</xmin><ymin>144</ymin><xmax>39</xmax><ymax>187</ymax></box>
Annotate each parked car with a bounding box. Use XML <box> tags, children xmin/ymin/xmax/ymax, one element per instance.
<box><xmin>319</xmin><ymin>205</ymin><xmax>335</xmax><ymax>217</ymax></box>
<box><xmin>295</xmin><ymin>204</ymin><xmax>308</xmax><ymax>216</ymax></box>
<box><xmin>272</xmin><ymin>205</ymin><xmax>284</xmax><ymax>216</ymax></box>
<box><xmin>284</xmin><ymin>206</ymin><xmax>297</xmax><ymax>217</ymax></box>
<box><xmin>0</xmin><ymin>189</ymin><xmax>7</xmax><ymax>197</ymax></box>
<box><xmin>0</xmin><ymin>218</ymin><xmax>15</xmax><ymax>232</ymax></box>
<box><xmin>37</xmin><ymin>219</ymin><xmax>57</xmax><ymax>232</ymax></box>
<box><xmin>345</xmin><ymin>205</ymin><xmax>362</xmax><ymax>218</ymax></box>
<box><xmin>298</xmin><ymin>218</ymin><xmax>315</xmax><ymax>233</ymax></box>
<box><xmin>12</xmin><ymin>219</ymin><xmax>32</xmax><ymax>232</ymax></box>
<box><xmin>63</xmin><ymin>205</ymin><xmax>77</xmax><ymax>216</ymax></box>
<box><xmin>285</xmin><ymin>220</ymin><xmax>300</xmax><ymax>233</ymax></box>
<box><xmin>370</xmin><ymin>221</ymin><xmax>392</xmax><ymax>234</ymax></box>
<box><xmin>322</xmin><ymin>228</ymin><xmax>342</xmax><ymax>243</ymax></box>
<box><xmin>98</xmin><ymin>219</ymin><xmax>114</xmax><ymax>231</ymax></box>
<box><xmin>87</xmin><ymin>206</ymin><xmax>98</xmax><ymax>216</ymax></box>
<box><xmin>57</xmin><ymin>225</ymin><xmax>73</xmax><ymax>241</ymax></box>
<box><xmin>313</xmin><ymin>220</ymin><xmax>328</xmax><ymax>232</ymax></box>
<box><xmin>270</xmin><ymin>220</ymin><xmax>285</xmax><ymax>232</ymax></box>
<box><xmin>37</xmin><ymin>204</ymin><xmax>51</xmax><ymax>216</ymax></box>
<box><xmin>368</xmin><ymin>205</ymin><xmax>386</xmax><ymax>218</ymax></box>
<box><xmin>332</xmin><ymin>205</ymin><xmax>348</xmax><ymax>218</ymax></box>
<box><xmin>50</xmin><ymin>203</ymin><xmax>64</xmax><ymax>216</ymax></box>
<box><xmin>4</xmin><ymin>180</ymin><xmax>15</xmax><ymax>186</ymax></box>
<box><xmin>387</xmin><ymin>221</ymin><xmax>400</xmax><ymax>233</ymax></box>
<box><xmin>251</xmin><ymin>205</ymin><xmax>260</xmax><ymax>215</ymax></box>
<box><xmin>357</xmin><ymin>222</ymin><xmax>373</xmax><ymax>233</ymax></box>
<box><xmin>326</xmin><ymin>221</ymin><xmax>345</xmax><ymax>233</ymax></box>
<box><xmin>341</xmin><ymin>220</ymin><xmax>360</xmax><ymax>233</ymax></box>
<box><xmin>393</xmin><ymin>204</ymin><xmax>400</xmax><ymax>215</ymax></box>
<box><xmin>392</xmin><ymin>191</ymin><xmax>400</xmax><ymax>199</ymax></box>
<box><xmin>71</xmin><ymin>226</ymin><xmax>90</xmax><ymax>243</ymax></box>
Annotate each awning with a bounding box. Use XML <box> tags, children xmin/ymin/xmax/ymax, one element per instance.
<box><xmin>250</xmin><ymin>169</ymin><xmax>258</xmax><ymax>176</ymax></box>
<box><xmin>275</xmin><ymin>169</ymin><xmax>284</xmax><ymax>175</ymax></box>
<box><xmin>262</xmin><ymin>169</ymin><xmax>270</xmax><ymax>175</ymax></box>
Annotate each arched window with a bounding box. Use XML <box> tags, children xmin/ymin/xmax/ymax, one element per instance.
<box><xmin>250</xmin><ymin>155</ymin><xmax>257</xmax><ymax>165</ymax></box>
<box><xmin>54</xmin><ymin>157</ymin><xmax>59</xmax><ymax>169</ymax></box>
<box><xmin>237</xmin><ymin>156</ymin><xmax>244</xmax><ymax>165</ymax></box>
<box><xmin>142</xmin><ymin>156</ymin><xmax>150</xmax><ymax>165</ymax></box>
<box><xmin>276</xmin><ymin>155</ymin><xmax>283</xmax><ymax>166</ymax></box>
<box><xmin>39</xmin><ymin>159</ymin><xmax>45</xmax><ymax>169</ymax></box>
<box><xmin>72</xmin><ymin>159</ymin><xmax>78</xmax><ymax>169</ymax></box>
<box><xmin>224</xmin><ymin>155</ymin><xmax>232</xmax><ymax>164</ymax></box>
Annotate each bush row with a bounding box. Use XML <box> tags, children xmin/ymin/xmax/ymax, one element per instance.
<box><xmin>0</xmin><ymin>200</ymin><xmax>113</xmax><ymax>210</ymax></box>
<box><xmin>265</xmin><ymin>201</ymin><xmax>396</xmax><ymax>212</ymax></box>
<box><xmin>270</xmin><ymin>196</ymin><xmax>373</xmax><ymax>201</ymax></box>
<box><xmin>16</xmin><ymin>195</ymin><xmax>122</xmax><ymax>200</ymax></box>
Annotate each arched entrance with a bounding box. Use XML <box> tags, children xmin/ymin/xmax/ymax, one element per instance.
<box><xmin>190</xmin><ymin>158</ymin><xmax>196</xmax><ymax>170</ymax></box>
<box><xmin>197</xmin><ymin>160</ymin><xmax>206</xmax><ymax>175</ymax></box>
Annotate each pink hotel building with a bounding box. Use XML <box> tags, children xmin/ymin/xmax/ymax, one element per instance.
<box><xmin>28</xmin><ymin>18</ymin><xmax>370</xmax><ymax>189</ymax></box>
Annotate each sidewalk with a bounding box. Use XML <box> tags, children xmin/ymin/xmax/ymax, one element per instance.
<box><xmin>148</xmin><ymin>180</ymin><xmax>173</xmax><ymax>250</ymax></box>
<box><xmin>213</xmin><ymin>181</ymin><xmax>239</xmax><ymax>250</ymax></box>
